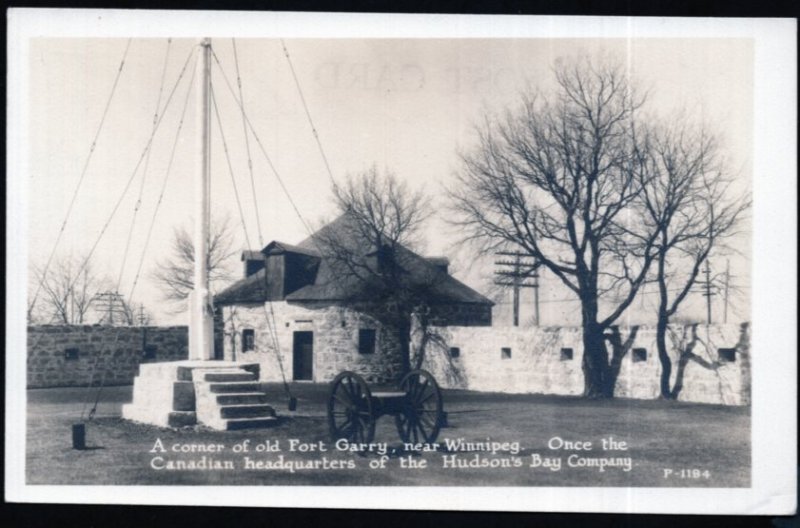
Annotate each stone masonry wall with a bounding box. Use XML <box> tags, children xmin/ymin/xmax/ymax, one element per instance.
<box><xmin>221</xmin><ymin>301</ymin><xmax>404</xmax><ymax>384</ymax></box>
<box><xmin>27</xmin><ymin>325</ymin><xmax>188</xmax><ymax>388</ymax></box>
<box><xmin>414</xmin><ymin>322</ymin><xmax>751</xmax><ymax>405</ymax></box>
<box><xmin>428</xmin><ymin>302</ymin><xmax>492</xmax><ymax>327</ymax></box>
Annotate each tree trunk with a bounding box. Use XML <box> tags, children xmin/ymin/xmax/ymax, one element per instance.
<box><xmin>655</xmin><ymin>249</ymin><xmax>674</xmax><ymax>399</ymax></box>
<box><xmin>582</xmin><ymin>321</ymin><xmax>610</xmax><ymax>398</ymax></box>
<box><xmin>606</xmin><ymin>325</ymin><xmax>640</xmax><ymax>396</ymax></box>
<box><xmin>656</xmin><ymin>317</ymin><xmax>673</xmax><ymax>399</ymax></box>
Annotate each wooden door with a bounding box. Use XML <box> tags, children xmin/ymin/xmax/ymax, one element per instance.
<box><xmin>292</xmin><ymin>331</ymin><xmax>313</xmax><ymax>381</ymax></box>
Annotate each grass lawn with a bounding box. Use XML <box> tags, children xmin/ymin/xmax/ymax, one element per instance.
<box><xmin>26</xmin><ymin>383</ymin><xmax>750</xmax><ymax>487</ymax></box>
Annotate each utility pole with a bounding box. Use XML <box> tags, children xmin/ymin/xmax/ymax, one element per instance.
<box><xmin>93</xmin><ymin>291</ymin><xmax>128</xmax><ymax>325</ymax></box>
<box><xmin>188</xmin><ymin>37</ymin><xmax>215</xmax><ymax>361</ymax></box>
<box><xmin>495</xmin><ymin>252</ymin><xmax>540</xmax><ymax>326</ymax></box>
<box><xmin>723</xmin><ymin>259</ymin><xmax>730</xmax><ymax>324</ymax></box>
<box><xmin>533</xmin><ymin>267</ymin><xmax>540</xmax><ymax>326</ymax></box>
<box><xmin>136</xmin><ymin>305</ymin><xmax>149</xmax><ymax>326</ymax></box>
<box><xmin>512</xmin><ymin>253</ymin><xmax>520</xmax><ymax>327</ymax></box>
<box><xmin>701</xmin><ymin>259</ymin><xmax>714</xmax><ymax>324</ymax></box>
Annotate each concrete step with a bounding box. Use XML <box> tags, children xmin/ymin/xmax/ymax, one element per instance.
<box><xmin>207</xmin><ymin>382</ymin><xmax>262</xmax><ymax>394</ymax></box>
<box><xmin>167</xmin><ymin>411</ymin><xmax>197</xmax><ymax>428</ymax></box>
<box><xmin>220</xmin><ymin>404</ymin><xmax>276</xmax><ymax>419</ymax></box>
<box><xmin>216</xmin><ymin>392</ymin><xmax>271</xmax><ymax>405</ymax></box>
<box><xmin>224</xmin><ymin>416</ymin><xmax>279</xmax><ymax>430</ymax></box>
<box><xmin>203</xmin><ymin>372</ymin><xmax>257</xmax><ymax>383</ymax></box>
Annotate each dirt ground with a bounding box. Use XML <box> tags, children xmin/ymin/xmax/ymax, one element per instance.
<box><xmin>25</xmin><ymin>383</ymin><xmax>750</xmax><ymax>486</ymax></box>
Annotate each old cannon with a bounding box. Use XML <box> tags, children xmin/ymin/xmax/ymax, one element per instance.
<box><xmin>326</xmin><ymin>369</ymin><xmax>444</xmax><ymax>444</ymax></box>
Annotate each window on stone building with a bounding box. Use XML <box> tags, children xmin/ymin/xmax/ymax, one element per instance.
<box><xmin>632</xmin><ymin>348</ymin><xmax>648</xmax><ymax>362</ymax></box>
<box><xmin>560</xmin><ymin>348</ymin><xmax>573</xmax><ymax>361</ymax></box>
<box><xmin>143</xmin><ymin>344</ymin><xmax>157</xmax><ymax>360</ymax></box>
<box><xmin>64</xmin><ymin>347</ymin><xmax>79</xmax><ymax>360</ymax></box>
<box><xmin>449</xmin><ymin>347</ymin><xmax>460</xmax><ymax>359</ymax></box>
<box><xmin>718</xmin><ymin>348</ymin><xmax>737</xmax><ymax>362</ymax></box>
<box><xmin>359</xmin><ymin>329</ymin><xmax>377</xmax><ymax>354</ymax></box>
<box><xmin>242</xmin><ymin>329</ymin><xmax>255</xmax><ymax>352</ymax></box>
<box><xmin>501</xmin><ymin>347</ymin><xmax>512</xmax><ymax>359</ymax></box>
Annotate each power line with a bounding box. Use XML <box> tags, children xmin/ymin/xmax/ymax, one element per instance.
<box><xmin>280</xmin><ymin>39</ymin><xmax>337</xmax><ymax>186</ymax></box>
<box><xmin>29</xmin><ymin>39</ymin><xmax>133</xmax><ymax>319</ymax></box>
<box><xmin>210</xmin><ymin>80</ymin><xmax>253</xmax><ymax>250</ymax></box>
<box><xmin>82</xmin><ymin>43</ymin><xmax>196</xmax><ymax>422</ymax></box>
<box><xmin>209</xmin><ymin>48</ymin><xmax>314</xmax><ymax>237</ymax></box>
<box><xmin>70</xmin><ymin>46</ymin><xmax>196</xmax><ymax>301</ymax></box>
<box><xmin>29</xmin><ymin>45</ymin><xmax>197</xmax><ymax>363</ymax></box>
<box><xmin>127</xmin><ymin>48</ymin><xmax>198</xmax><ymax>304</ymax></box>
<box><xmin>232</xmin><ymin>38</ymin><xmax>263</xmax><ymax>248</ymax></box>
<box><xmin>212</xmin><ymin>43</ymin><xmax>295</xmax><ymax>406</ymax></box>
<box><xmin>117</xmin><ymin>38</ymin><xmax>172</xmax><ymax>292</ymax></box>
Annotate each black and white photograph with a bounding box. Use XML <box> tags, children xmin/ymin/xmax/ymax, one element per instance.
<box><xmin>5</xmin><ymin>10</ymin><xmax>796</xmax><ymax>514</ymax></box>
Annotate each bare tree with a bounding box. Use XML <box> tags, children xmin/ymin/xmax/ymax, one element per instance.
<box><xmin>637</xmin><ymin>121</ymin><xmax>750</xmax><ymax>399</ymax></box>
<box><xmin>313</xmin><ymin>166</ymin><xmax>433</xmax><ymax>375</ymax></box>
<box><xmin>151</xmin><ymin>214</ymin><xmax>239</xmax><ymax>312</ymax></box>
<box><xmin>29</xmin><ymin>253</ymin><xmax>108</xmax><ymax>324</ymax></box>
<box><xmin>449</xmin><ymin>56</ymin><xmax>659</xmax><ymax>398</ymax></box>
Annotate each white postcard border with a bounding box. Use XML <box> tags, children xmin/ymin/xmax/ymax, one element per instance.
<box><xmin>6</xmin><ymin>9</ymin><xmax>797</xmax><ymax>514</ymax></box>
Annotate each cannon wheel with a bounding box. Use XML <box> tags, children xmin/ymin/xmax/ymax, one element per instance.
<box><xmin>328</xmin><ymin>371</ymin><xmax>376</xmax><ymax>443</ymax></box>
<box><xmin>395</xmin><ymin>369</ymin><xmax>443</xmax><ymax>444</ymax></box>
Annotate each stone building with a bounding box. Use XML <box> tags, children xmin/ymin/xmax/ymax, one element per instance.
<box><xmin>214</xmin><ymin>216</ymin><xmax>494</xmax><ymax>384</ymax></box>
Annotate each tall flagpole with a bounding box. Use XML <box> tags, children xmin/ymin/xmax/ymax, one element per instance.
<box><xmin>189</xmin><ymin>37</ymin><xmax>214</xmax><ymax>361</ymax></box>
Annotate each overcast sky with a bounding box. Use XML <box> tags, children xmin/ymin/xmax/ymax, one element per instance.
<box><xmin>27</xmin><ymin>37</ymin><xmax>753</xmax><ymax>325</ymax></box>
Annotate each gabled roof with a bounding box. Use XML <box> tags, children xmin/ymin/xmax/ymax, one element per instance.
<box><xmin>214</xmin><ymin>268</ymin><xmax>269</xmax><ymax>304</ymax></box>
<box><xmin>215</xmin><ymin>215</ymin><xmax>493</xmax><ymax>307</ymax></box>
<box><xmin>262</xmin><ymin>240</ymin><xmax>320</xmax><ymax>257</ymax></box>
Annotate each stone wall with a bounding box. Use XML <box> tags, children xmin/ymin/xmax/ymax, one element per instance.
<box><xmin>428</xmin><ymin>302</ymin><xmax>492</xmax><ymax>327</ymax></box>
<box><xmin>29</xmin><ymin>315</ymin><xmax>749</xmax><ymax>406</ymax></box>
<box><xmin>27</xmin><ymin>325</ymin><xmax>188</xmax><ymax>388</ymax></box>
<box><xmin>414</xmin><ymin>322</ymin><xmax>751</xmax><ymax>406</ymax></box>
<box><xmin>220</xmin><ymin>301</ymin><xmax>405</xmax><ymax>384</ymax></box>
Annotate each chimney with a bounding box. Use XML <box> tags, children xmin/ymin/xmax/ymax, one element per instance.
<box><xmin>425</xmin><ymin>257</ymin><xmax>450</xmax><ymax>274</ymax></box>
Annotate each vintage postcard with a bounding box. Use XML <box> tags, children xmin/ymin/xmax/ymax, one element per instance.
<box><xmin>5</xmin><ymin>10</ymin><xmax>797</xmax><ymax>514</ymax></box>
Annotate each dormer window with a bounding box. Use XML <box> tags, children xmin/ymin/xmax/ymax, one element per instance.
<box><xmin>241</xmin><ymin>250</ymin><xmax>265</xmax><ymax>277</ymax></box>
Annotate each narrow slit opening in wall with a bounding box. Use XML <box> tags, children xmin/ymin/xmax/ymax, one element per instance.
<box><xmin>718</xmin><ymin>348</ymin><xmax>736</xmax><ymax>362</ymax></box>
<box><xmin>449</xmin><ymin>347</ymin><xmax>460</xmax><ymax>358</ymax></box>
<box><xmin>632</xmin><ymin>348</ymin><xmax>647</xmax><ymax>362</ymax></box>
<box><xmin>143</xmin><ymin>344</ymin><xmax>157</xmax><ymax>360</ymax></box>
<box><xmin>64</xmin><ymin>347</ymin><xmax>79</xmax><ymax>360</ymax></box>
<box><xmin>501</xmin><ymin>347</ymin><xmax>511</xmax><ymax>359</ymax></box>
<box><xmin>242</xmin><ymin>329</ymin><xmax>255</xmax><ymax>352</ymax></box>
<box><xmin>359</xmin><ymin>329</ymin><xmax>376</xmax><ymax>355</ymax></box>
<box><xmin>560</xmin><ymin>348</ymin><xmax>573</xmax><ymax>361</ymax></box>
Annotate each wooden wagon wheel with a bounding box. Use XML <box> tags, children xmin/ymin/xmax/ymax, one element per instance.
<box><xmin>395</xmin><ymin>369</ymin><xmax>443</xmax><ymax>444</ymax></box>
<box><xmin>328</xmin><ymin>371</ymin><xmax>376</xmax><ymax>443</ymax></box>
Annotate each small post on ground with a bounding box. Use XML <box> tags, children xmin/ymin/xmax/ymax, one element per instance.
<box><xmin>72</xmin><ymin>422</ymin><xmax>86</xmax><ymax>450</ymax></box>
